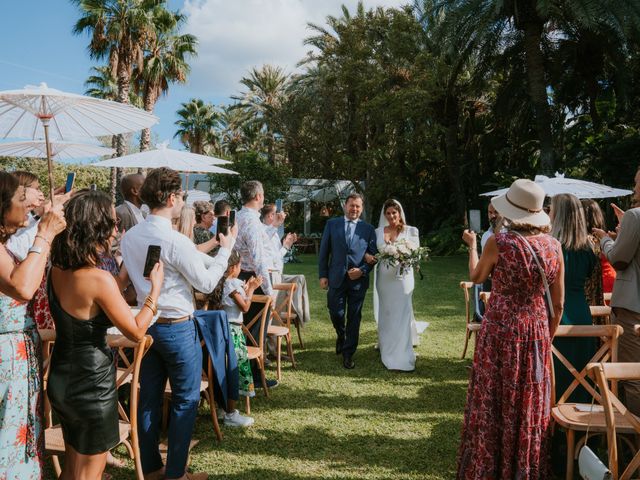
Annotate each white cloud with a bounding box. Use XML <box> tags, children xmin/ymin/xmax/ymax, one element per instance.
<box><xmin>181</xmin><ymin>0</ymin><xmax>408</xmax><ymax>99</ymax></box>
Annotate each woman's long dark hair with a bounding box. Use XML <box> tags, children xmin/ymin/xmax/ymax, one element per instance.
<box><xmin>208</xmin><ymin>250</ymin><xmax>241</xmax><ymax>310</ymax></box>
<box><xmin>51</xmin><ymin>189</ymin><xmax>116</xmax><ymax>270</ymax></box>
<box><xmin>0</xmin><ymin>172</ymin><xmax>20</xmax><ymax>244</ymax></box>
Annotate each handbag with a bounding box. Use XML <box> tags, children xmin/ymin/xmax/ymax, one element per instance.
<box><xmin>578</xmin><ymin>396</ymin><xmax>612</xmax><ymax>480</ymax></box>
<box><xmin>511</xmin><ymin>232</ymin><xmax>554</xmax><ymax>319</ymax></box>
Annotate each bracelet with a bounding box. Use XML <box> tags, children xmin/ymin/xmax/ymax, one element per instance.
<box><xmin>35</xmin><ymin>234</ymin><xmax>51</xmax><ymax>246</ymax></box>
<box><xmin>143</xmin><ymin>296</ymin><xmax>158</xmax><ymax>316</ymax></box>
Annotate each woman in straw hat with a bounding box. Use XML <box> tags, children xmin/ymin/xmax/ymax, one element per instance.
<box><xmin>457</xmin><ymin>179</ymin><xmax>565</xmax><ymax>479</ymax></box>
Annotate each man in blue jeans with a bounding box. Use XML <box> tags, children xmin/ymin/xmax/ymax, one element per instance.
<box><xmin>122</xmin><ymin>167</ymin><xmax>235</xmax><ymax>480</ymax></box>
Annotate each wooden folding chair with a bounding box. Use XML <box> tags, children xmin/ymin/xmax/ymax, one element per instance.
<box><xmin>459</xmin><ymin>281</ymin><xmax>482</xmax><ymax>359</ymax></box>
<box><xmin>589</xmin><ymin>362</ymin><xmax>640</xmax><ymax>480</ymax></box>
<box><xmin>42</xmin><ymin>331</ymin><xmax>153</xmax><ymax>480</ymax></box>
<box><xmin>243</xmin><ymin>295</ymin><xmax>272</xmax><ymax>414</ymax></box>
<box><xmin>268</xmin><ymin>282</ymin><xmax>297</xmax><ymax>380</ymax></box>
<box><xmin>551</xmin><ymin>324</ymin><xmax>623</xmax><ymax>480</ymax></box>
<box><xmin>591</xmin><ymin>305</ymin><xmax>612</xmax><ymax>325</ymax></box>
<box><xmin>162</xmin><ymin>338</ymin><xmax>223</xmax><ymax>442</ymax></box>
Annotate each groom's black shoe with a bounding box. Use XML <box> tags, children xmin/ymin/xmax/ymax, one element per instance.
<box><xmin>343</xmin><ymin>355</ymin><xmax>355</xmax><ymax>369</ymax></box>
<box><xmin>336</xmin><ymin>336</ymin><xmax>344</xmax><ymax>355</ymax></box>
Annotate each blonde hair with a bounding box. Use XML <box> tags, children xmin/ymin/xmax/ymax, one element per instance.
<box><xmin>176</xmin><ymin>205</ymin><xmax>196</xmax><ymax>240</ymax></box>
<box><xmin>550</xmin><ymin>193</ymin><xmax>590</xmax><ymax>250</ymax></box>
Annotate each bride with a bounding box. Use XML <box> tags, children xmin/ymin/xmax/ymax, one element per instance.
<box><xmin>374</xmin><ymin>199</ymin><xmax>419</xmax><ymax>371</ymax></box>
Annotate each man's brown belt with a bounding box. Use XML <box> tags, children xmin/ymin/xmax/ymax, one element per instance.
<box><xmin>155</xmin><ymin>315</ymin><xmax>190</xmax><ymax>325</ymax></box>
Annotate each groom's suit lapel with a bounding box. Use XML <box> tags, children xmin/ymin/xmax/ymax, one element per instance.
<box><xmin>339</xmin><ymin>217</ymin><xmax>348</xmax><ymax>248</ymax></box>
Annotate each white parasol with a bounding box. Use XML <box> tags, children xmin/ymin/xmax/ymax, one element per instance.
<box><xmin>0</xmin><ymin>82</ymin><xmax>158</xmax><ymax>201</ymax></box>
<box><xmin>480</xmin><ymin>173</ymin><xmax>633</xmax><ymax>199</ymax></box>
<box><xmin>90</xmin><ymin>142</ymin><xmax>237</xmax><ymax>175</ymax></box>
<box><xmin>0</xmin><ymin>140</ymin><xmax>114</xmax><ymax>161</ymax></box>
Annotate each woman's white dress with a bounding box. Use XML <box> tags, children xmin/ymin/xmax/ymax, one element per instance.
<box><xmin>374</xmin><ymin>225</ymin><xmax>419</xmax><ymax>371</ymax></box>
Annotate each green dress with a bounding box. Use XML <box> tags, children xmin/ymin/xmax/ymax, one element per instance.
<box><xmin>552</xmin><ymin>247</ymin><xmax>597</xmax><ymax>403</ymax></box>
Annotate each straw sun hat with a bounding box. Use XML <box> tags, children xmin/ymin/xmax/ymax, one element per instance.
<box><xmin>491</xmin><ymin>179</ymin><xmax>550</xmax><ymax>227</ymax></box>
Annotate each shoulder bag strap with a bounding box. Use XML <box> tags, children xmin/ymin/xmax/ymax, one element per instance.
<box><xmin>511</xmin><ymin>231</ymin><xmax>555</xmax><ymax>319</ymax></box>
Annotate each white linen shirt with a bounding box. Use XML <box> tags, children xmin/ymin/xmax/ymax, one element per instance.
<box><xmin>7</xmin><ymin>214</ymin><xmax>39</xmax><ymax>261</ymax></box>
<box><xmin>235</xmin><ymin>206</ymin><xmax>273</xmax><ymax>295</ymax></box>
<box><xmin>121</xmin><ymin>214</ymin><xmax>230</xmax><ymax>320</ymax></box>
<box><xmin>264</xmin><ymin>224</ymin><xmax>288</xmax><ymax>273</ymax></box>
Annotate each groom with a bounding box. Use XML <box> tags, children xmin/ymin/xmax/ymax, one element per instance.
<box><xmin>319</xmin><ymin>193</ymin><xmax>377</xmax><ymax>369</ymax></box>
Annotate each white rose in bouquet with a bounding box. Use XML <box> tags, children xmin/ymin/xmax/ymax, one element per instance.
<box><xmin>406</xmin><ymin>239</ymin><xmax>419</xmax><ymax>251</ymax></box>
<box><xmin>397</xmin><ymin>243</ymin><xmax>410</xmax><ymax>255</ymax></box>
<box><xmin>386</xmin><ymin>244</ymin><xmax>398</xmax><ymax>257</ymax></box>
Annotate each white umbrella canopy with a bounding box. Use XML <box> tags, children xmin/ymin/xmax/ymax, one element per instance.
<box><xmin>0</xmin><ymin>140</ymin><xmax>114</xmax><ymax>161</ymax></box>
<box><xmin>0</xmin><ymin>82</ymin><xmax>158</xmax><ymax>201</ymax></box>
<box><xmin>90</xmin><ymin>142</ymin><xmax>237</xmax><ymax>174</ymax></box>
<box><xmin>480</xmin><ymin>174</ymin><xmax>633</xmax><ymax>199</ymax></box>
<box><xmin>185</xmin><ymin>189</ymin><xmax>212</xmax><ymax>206</ymax></box>
<box><xmin>0</xmin><ymin>83</ymin><xmax>158</xmax><ymax>140</ymax></box>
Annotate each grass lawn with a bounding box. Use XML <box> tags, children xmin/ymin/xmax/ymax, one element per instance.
<box><xmin>59</xmin><ymin>254</ymin><xmax>473</xmax><ymax>479</ymax></box>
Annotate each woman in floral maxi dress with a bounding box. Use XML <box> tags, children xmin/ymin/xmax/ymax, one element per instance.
<box><xmin>458</xmin><ymin>179</ymin><xmax>565</xmax><ymax>480</ymax></box>
<box><xmin>0</xmin><ymin>172</ymin><xmax>66</xmax><ymax>479</ymax></box>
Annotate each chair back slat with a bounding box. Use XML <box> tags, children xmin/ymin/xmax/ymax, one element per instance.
<box><xmin>459</xmin><ymin>281</ymin><xmax>473</xmax><ymax>325</ymax></box>
<box><xmin>589</xmin><ymin>362</ymin><xmax>640</xmax><ymax>479</ymax></box>
<box><xmin>242</xmin><ymin>295</ymin><xmax>272</xmax><ymax>352</ymax></box>
<box><xmin>272</xmin><ymin>283</ymin><xmax>296</xmax><ymax>328</ymax></box>
<box><xmin>552</xmin><ymin>324</ymin><xmax>622</xmax><ymax>407</ymax></box>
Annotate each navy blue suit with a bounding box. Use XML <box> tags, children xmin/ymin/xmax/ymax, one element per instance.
<box><xmin>318</xmin><ymin>217</ymin><xmax>377</xmax><ymax>357</ymax></box>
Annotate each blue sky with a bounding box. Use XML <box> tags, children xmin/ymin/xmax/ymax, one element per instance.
<box><xmin>0</xmin><ymin>0</ymin><xmax>405</xmax><ymax>155</ymax></box>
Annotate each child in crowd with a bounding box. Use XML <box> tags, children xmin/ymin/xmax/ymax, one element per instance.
<box><xmin>209</xmin><ymin>250</ymin><xmax>262</xmax><ymax>427</ymax></box>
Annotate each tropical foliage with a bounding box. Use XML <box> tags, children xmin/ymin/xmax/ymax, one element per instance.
<box><xmin>171</xmin><ymin>1</ymin><xmax>640</xmax><ymax>254</ymax></box>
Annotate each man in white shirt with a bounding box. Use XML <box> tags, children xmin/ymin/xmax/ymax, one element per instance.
<box><xmin>121</xmin><ymin>167</ymin><xmax>234</xmax><ymax>480</ymax></box>
<box><xmin>235</xmin><ymin>180</ymin><xmax>279</xmax><ymax>387</ymax></box>
<box><xmin>116</xmin><ymin>173</ymin><xmax>146</xmax><ymax>233</ymax></box>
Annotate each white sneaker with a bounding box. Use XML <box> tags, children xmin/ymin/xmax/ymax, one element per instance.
<box><xmin>224</xmin><ymin>409</ymin><xmax>254</xmax><ymax>428</ymax></box>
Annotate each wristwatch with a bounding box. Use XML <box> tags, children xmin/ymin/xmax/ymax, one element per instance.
<box><xmin>28</xmin><ymin>245</ymin><xmax>43</xmax><ymax>255</ymax></box>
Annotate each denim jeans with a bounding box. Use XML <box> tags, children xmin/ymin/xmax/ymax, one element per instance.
<box><xmin>138</xmin><ymin>319</ymin><xmax>202</xmax><ymax>479</ymax></box>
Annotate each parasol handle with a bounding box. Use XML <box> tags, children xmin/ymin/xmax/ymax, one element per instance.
<box><xmin>41</xmin><ymin>119</ymin><xmax>55</xmax><ymax>204</ymax></box>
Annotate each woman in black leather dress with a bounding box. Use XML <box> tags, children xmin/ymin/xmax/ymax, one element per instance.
<box><xmin>48</xmin><ymin>190</ymin><xmax>164</xmax><ymax>480</ymax></box>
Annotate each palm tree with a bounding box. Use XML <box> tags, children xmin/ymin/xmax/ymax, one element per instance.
<box><xmin>432</xmin><ymin>0</ymin><xmax>640</xmax><ymax>174</ymax></box>
<box><xmin>85</xmin><ymin>65</ymin><xmax>143</xmax><ymax>106</ymax></box>
<box><xmin>73</xmin><ymin>0</ymin><xmax>162</xmax><ymax>198</ymax></box>
<box><xmin>174</xmin><ymin>99</ymin><xmax>221</xmax><ymax>154</ymax></box>
<box><xmin>136</xmin><ymin>9</ymin><xmax>197</xmax><ymax>151</ymax></box>
<box><xmin>231</xmin><ymin>64</ymin><xmax>290</xmax><ymax>165</ymax></box>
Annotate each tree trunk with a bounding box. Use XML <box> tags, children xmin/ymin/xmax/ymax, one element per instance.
<box><xmin>110</xmin><ymin>135</ymin><xmax>118</xmax><ymax>203</ymax></box>
<box><xmin>522</xmin><ymin>21</ymin><xmax>555</xmax><ymax>175</ymax></box>
<box><xmin>114</xmin><ymin>45</ymin><xmax>132</xmax><ymax>203</ymax></box>
<box><xmin>443</xmin><ymin>96</ymin><xmax>466</xmax><ymax>223</ymax></box>
<box><xmin>139</xmin><ymin>87</ymin><xmax>156</xmax><ymax>152</ymax></box>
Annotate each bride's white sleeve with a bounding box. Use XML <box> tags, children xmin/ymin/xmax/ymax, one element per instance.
<box><xmin>375</xmin><ymin>228</ymin><xmax>386</xmax><ymax>250</ymax></box>
<box><xmin>408</xmin><ymin>226</ymin><xmax>420</xmax><ymax>246</ymax></box>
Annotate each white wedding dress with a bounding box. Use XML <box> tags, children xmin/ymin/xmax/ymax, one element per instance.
<box><xmin>374</xmin><ymin>209</ymin><xmax>419</xmax><ymax>371</ymax></box>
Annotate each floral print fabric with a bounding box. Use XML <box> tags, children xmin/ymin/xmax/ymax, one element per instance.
<box><xmin>0</xmin><ymin>288</ymin><xmax>43</xmax><ymax>479</ymax></box>
<box><xmin>457</xmin><ymin>232</ymin><xmax>561</xmax><ymax>480</ymax></box>
<box><xmin>229</xmin><ymin>324</ymin><xmax>255</xmax><ymax>398</ymax></box>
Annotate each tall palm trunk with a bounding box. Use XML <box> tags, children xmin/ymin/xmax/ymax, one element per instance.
<box><xmin>114</xmin><ymin>45</ymin><xmax>132</xmax><ymax>203</ymax></box>
<box><xmin>140</xmin><ymin>88</ymin><xmax>156</xmax><ymax>152</ymax></box>
<box><xmin>522</xmin><ymin>20</ymin><xmax>555</xmax><ymax>174</ymax></box>
<box><xmin>443</xmin><ymin>95</ymin><xmax>466</xmax><ymax>222</ymax></box>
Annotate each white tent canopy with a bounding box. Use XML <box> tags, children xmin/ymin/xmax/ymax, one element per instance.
<box><xmin>286</xmin><ymin>178</ymin><xmax>357</xmax><ymax>205</ymax></box>
<box><xmin>480</xmin><ymin>173</ymin><xmax>632</xmax><ymax>199</ymax></box>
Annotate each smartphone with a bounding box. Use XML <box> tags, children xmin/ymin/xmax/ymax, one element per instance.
<box><xmin>143</xmin><ymin>245</ymin><xmax>161</xmax><ymax>278</ymax></box>
<box><xmin>65</xmin><ymin>172</ymin><xmax>76</xmax><ymax>193</ymax></box>
<box><xmin>228</xmin><ymin>210</ymin><xmax>236</xmax><ymax>227</ymax></box>
<box><xmin>468</xmin><ymin>209</ymin><xmax>481</xmax><ymax>232</ymax></box>
<box><xmin>275</xmin><ymin>199</ymin><xmax>283</xmax><ymax>213</ymax></box>
<box><xmin>90</xmin><ymin>183</ymin><xmax>97</xmax><ymax>191</ymax></box>
<box><xmin>216</xmin><ymin>216</ymin><xmax>229</xmax><ymax>242</ymax></box>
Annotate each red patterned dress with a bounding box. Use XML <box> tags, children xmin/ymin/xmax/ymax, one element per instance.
<box><xmin>457</xmin><ymin>232</ymin><xmax>561</xmax><ymax>480</ymax></box>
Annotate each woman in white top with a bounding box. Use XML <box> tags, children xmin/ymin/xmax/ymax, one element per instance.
<box><xmin>374</xmin><ymin>199</ymin><xmax>420</xmax><ymax>371</ymax></box>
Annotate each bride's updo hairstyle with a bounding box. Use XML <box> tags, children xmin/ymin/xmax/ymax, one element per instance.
<box><xmin>383</xmin><ymin>199</ymin><xmax>405</xmax><ymax>233</ymax></box>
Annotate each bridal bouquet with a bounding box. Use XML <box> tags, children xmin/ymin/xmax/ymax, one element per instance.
<box><xmin>376</xmin><ymin>239</ymin><xmax>429</xmax><ymax>278</ymax></box>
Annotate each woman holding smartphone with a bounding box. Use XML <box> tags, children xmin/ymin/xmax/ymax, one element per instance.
<box><xmin>48</xmin><ymin>190</ymin><xmax>164</xmax><ymax>480</ymax></box>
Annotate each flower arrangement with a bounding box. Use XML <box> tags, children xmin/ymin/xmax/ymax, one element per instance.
<box><xmin>376</xmin><ymin>238</ymin><xmax>429</xmax><ymax>277</ymax></box>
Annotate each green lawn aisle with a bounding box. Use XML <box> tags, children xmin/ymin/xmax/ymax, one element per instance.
<box><xmin>84</xmin><ymin>254</ymin><xmax>473</xmax><ymax>480</ymax></box>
